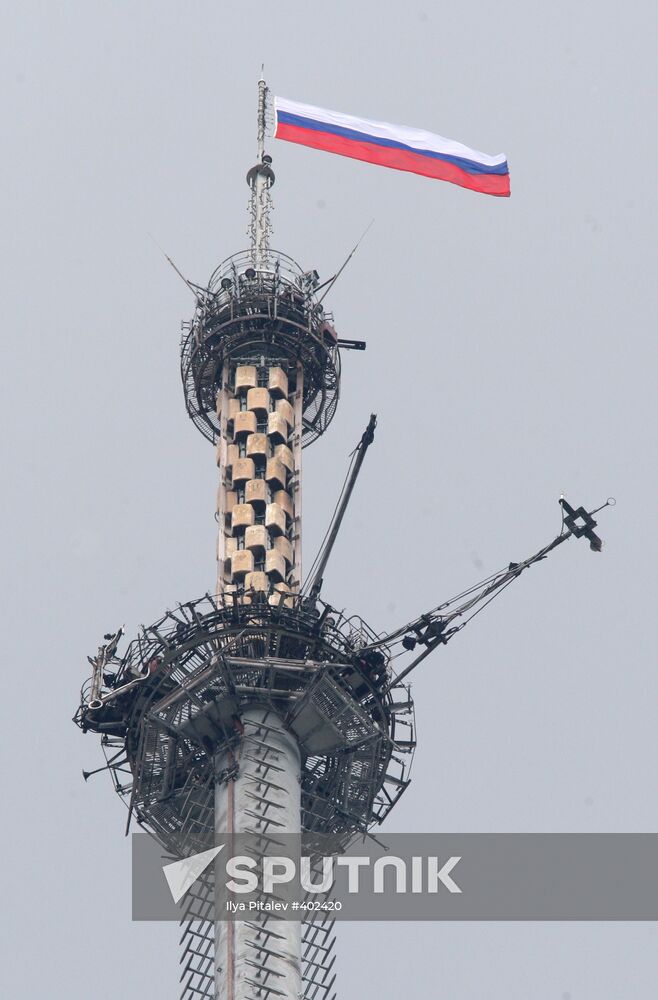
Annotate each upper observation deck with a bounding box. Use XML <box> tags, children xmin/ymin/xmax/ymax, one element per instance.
<box><xmin>181</xmin><ymin>249</ymin><xmax>341</xmax><ymax>448</ymax></box>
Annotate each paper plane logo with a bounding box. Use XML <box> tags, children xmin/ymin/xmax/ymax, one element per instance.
<box><xmin>163</xmin><ymin>845</ymin><xmax>224</xmax><ymax>904</ymax></box>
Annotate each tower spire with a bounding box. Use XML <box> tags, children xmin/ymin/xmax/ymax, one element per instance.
<box><xmin>247</xmin><ymin>75</ymin><xmax>274</xmax><ymax>268</ymax></box>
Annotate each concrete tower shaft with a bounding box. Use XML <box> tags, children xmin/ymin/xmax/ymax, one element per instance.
<box><xmin>214</xmin><ymin>708</ymin><xmax>302</xmax><ymax>1000</ymax></box>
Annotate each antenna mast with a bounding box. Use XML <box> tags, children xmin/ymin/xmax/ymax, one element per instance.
<box><xmin>247</xmin><ymin>74</ymin><xmax>274</xmax><ymax>268</ymax></box>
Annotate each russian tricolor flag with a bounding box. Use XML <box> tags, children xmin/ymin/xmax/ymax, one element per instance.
<box><xmin>274</xmin><ymin>97</ymin><xmax>510</xmax><ymax>198</ymax></box>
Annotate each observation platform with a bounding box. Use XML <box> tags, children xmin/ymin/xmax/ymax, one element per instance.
<box><xmin>181</xmin><ymin>250</ymin><xmax>341</xmax><ymax>448</ymax></box>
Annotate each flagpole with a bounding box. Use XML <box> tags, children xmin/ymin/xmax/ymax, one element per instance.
<box><xmin>257</xmin><ymin>72</ymin><xmax>266</xmax><ymax>162</ymax></box>
<box><xmin>247</xmin><ymin>73</ymin><xmax>274</xmax><ymax>268</ymax></box>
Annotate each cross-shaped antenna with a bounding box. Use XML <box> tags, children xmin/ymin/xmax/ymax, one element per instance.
<box><xmin>559</xmin><ymin>496</ymin><xmax>604</xmax><ymax>551</ymax></box>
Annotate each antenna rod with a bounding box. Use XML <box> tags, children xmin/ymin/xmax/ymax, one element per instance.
<box><xmin>149</xmin><ymin>234</ymin><xmax>205</xmax><ymax>303</ymax></box>
<box><xmin>317</xmin><ymin>219</ymin><xmax>374</xmax><ymax>305</ymax></box>
<box><xmin>305</xmin><ymin>415</ymin><xmax>377</xmax><ymax>601</ymax></box>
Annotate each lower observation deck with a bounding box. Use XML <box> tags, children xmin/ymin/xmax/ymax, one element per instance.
<box><xmin>75</xmin><ymin>595</ymin><xmax>415</xmax><ymax>856</ymax></box>
<box><xmin>181</xmin><ymin>250</ymin><xmax>341</xmax><ymax>448</ymax></box>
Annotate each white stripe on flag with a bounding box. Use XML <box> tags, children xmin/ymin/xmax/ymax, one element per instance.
<box><xmin>275</xmin><ymin>97</ymin><xmax>506</xmax><ymax>168</ymax></box>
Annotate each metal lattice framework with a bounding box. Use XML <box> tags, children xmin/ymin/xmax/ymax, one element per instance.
<box><xmin>180</xmin><ymin>250</ymin><xmax>341</xmax><ymax>448</ymax></box>
<box><xmin>75</xmin><ymin>594</ymin><xmax>415</xmax><ymax>857</ymax></box>
<box><xmin>176</xmin><ymin>856</ymin><xmax>339</xmax><ymax>1000</ymax></box>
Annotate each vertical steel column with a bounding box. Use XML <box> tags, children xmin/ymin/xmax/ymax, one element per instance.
<box><xmin>215</xmin><ymin>365</ymin><xmax>230</xmax><ymax>599</ymax></box>
<box><xmin>215</xmin><ymin>707</ymin><xmax>302</xmax><ymax>1000</ymax></box>
<box><xmin>290</xmin><ymin>364</ymin><xmax>304</xmax><ymax>592</ymax></box>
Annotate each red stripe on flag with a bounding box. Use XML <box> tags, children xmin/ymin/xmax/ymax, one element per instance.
<box><xmin>276</xmin><ymin>122</ymin><xmax>510</xmax><ymax>197</ymax></box>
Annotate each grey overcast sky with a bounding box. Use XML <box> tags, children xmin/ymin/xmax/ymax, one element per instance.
<box><xmin>1</xmin><ymin>1</ymin><xmax>656</xmax><ymax>997</ymax></box>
